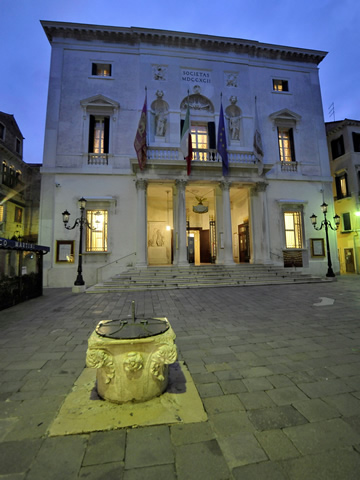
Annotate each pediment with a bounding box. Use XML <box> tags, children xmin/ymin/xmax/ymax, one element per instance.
<box><xmin>269</xmin><ymin>109</ymin><xmax>301</xmax><ymax>128</ymax></box>
<box><xmin>80</xmin><ymin>94</ymin><xmax>120</xmax><ymax>109</ymax></box>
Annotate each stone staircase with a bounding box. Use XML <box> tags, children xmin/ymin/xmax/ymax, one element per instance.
<box><xmin>86</xmin><ymin>264</ymin><xmax>329</xmax><ymax>293</ymax></box>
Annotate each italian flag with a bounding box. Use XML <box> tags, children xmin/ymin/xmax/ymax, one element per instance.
<box><xmin>180</xmin><ymin>104</ymin><xmax>192</xmax><ymax>175</ymax></box>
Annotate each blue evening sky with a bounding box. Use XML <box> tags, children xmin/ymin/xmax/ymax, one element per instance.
<box><xmin>1</xmin><ymin>0</ymin><xmax>359</xmax><ymax>164</ymax></box>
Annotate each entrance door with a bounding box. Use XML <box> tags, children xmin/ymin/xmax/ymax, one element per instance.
<box><xmin>345</xmin><ymin>248</ymin><xmax>355</xmax><ymax>273</ymax></box>
<box><xmin>200</xmin><ymin>230</ymin><xmax>211</xmax><ymax>263</ymax></box>
<box><xmin>238</xmin><ymin>223</ymin><xmax>250</xmax><ymax>263</ymax></box>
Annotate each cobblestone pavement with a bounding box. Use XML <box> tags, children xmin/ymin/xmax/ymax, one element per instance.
<box><xmin>1</xmin><ymin>276</ymin><xmax>360</xmax><ymax>479</ymax></box>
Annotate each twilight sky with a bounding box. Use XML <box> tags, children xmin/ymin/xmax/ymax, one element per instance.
<box><xmin>1</xmin><ymin>0</ymin><xmax>359</xmax><ymax>164</ymax></box>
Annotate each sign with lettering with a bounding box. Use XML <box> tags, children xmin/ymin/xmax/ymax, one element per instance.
<box><xmin>181</xmin><ymin>69</ymin><xmax>211</xmax><ymax>84</ymax></box>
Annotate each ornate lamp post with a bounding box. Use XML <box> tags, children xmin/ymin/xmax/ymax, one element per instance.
<box><xmin>62</xmin><ymin>197</ymin><xmax>95</xmax><ymax>286</ymax></box>
<box><xmin>310</xmin><ymin>202</ymin><xmax>340</xmax><ymax>277</ymax></box>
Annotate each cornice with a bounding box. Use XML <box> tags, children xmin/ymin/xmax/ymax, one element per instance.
<box><xmin>40</xmin><ymin>21</ymin><xmax>327</xmax><ymax>65</ymax></box>
<box><xmin>325</xmin><ymin>119</ymin><xmax>360</xmax><ymax>136</ymax></box>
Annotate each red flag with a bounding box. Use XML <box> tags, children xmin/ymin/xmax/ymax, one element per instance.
<box><xmin>134</xmin><ymin>93</ymin><xmax>147</xmax><ymax>170</ymax></box>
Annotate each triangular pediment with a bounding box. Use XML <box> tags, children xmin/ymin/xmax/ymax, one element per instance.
<box><xmin>80</xmin><ymin>94</ymin><xmax>119</xmax><ymax>109</ymax></box>
<box><xmin>269</xmin><ymin>108</ymin><xmax>301</xmax><ymax>126</ymax></box>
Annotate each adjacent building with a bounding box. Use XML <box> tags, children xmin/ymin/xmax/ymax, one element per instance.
<box><xmin>0</xmin><ymin>111</ymin><xmax>40</xmax><ymax>243</ymax></box>
<box><xmin>326</xmin><ymin>119</ymin><xmax>360</xmax><ymax>274</ymax></box>
<box><xmin>39</xmin><ymin>21</ymin><xmax>339</xmax><ymax>287</ymax></box>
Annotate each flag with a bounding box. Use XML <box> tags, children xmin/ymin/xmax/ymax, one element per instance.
<box><xmin>134</xmin><ymin>92</ymin><xmax>147</xmax><ymax>170</ymax></box>
<box><xmin>217</xmin><ymin>102</ymin><xmax>228</xmax><ymax>176</ymax></box>
<box><xmin>180</xmin><ymin>104</ymin><xmax>192</xmax><ymax>175</ymax></box>
<box><xmin>253</xmin><ymin>97</ymin><xmax>263</xmax><ymax>157</ymax></box>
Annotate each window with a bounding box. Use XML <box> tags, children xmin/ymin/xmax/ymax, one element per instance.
<box><xmin>342</xmin><ymin>212</ymin><xmax>352</xmax><ymax>231</ymax></box>
<box><xmin>273</xmin><ymin>79</ymin><xmax>289</xmax><ymax>92</ymax></box>
<box><xmin>86</xmin><ymin>210</ymin><xmax>108</xmax><ymax>252</ymax></box>
<box><xmin>335</xmin><ymin>172</ymin><xmax>350</xmax><ymax>199</ymax></box>
<box><xmin>92</xmin><ymin>63</ymin><xmax>112</xmax><ymax>77</ymax></box>
<box><xmin>191</xmin><ymin>125</ymin><xmax>208</xmax><ymax>151</ymax></box>
<box><xmin>15</xmin><ymin>138</ymin><xmax>21</xmax><ymax>155</ymax></box>
<box><xmin>352</xmin><ymin>132</ymin><xmax>360</xmax><ymax>152</ymax></box>
<box><xmin>331</xmin><ymin>135</ymin><xmax>345</xmax><ymax>159</ymax></box>
<box><xmin>88</xmin><ymin>115</ymin><xmax>110</xmax><ymax>157</ymax></box>
<box><xmin>284</xmin><ymin>212</ymin><xmax>302</xmax><ymax>248</ymax></box>
<box><xmin>0</xmin><ymin>122</ymin><xmax>5</xmax><ymax>141</ymax></box>
<box><xmin>0</xmin><ymin>205</ymin><xmax>4</xmax><ymax>222</ymax></box>
<box><xmin>278</xmin><ymin>127</ymin><xmax>295</xmax><ymax>162</ymax></box>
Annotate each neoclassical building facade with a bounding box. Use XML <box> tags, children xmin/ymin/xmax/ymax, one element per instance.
<box><xmin>39</xmin><ymin>21</ymin><xmax>339</xmax><ymax>287</ymax></box>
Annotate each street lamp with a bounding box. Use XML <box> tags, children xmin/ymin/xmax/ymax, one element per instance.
<box><xmin>310</xmin><ymin>202</ymin><xmax>340</xmax><ymax>277</ymax></box>
<box><xmin>62</xmin><ymin>197</ymin><xmax>96</xmax><ymax>286</ymax></box>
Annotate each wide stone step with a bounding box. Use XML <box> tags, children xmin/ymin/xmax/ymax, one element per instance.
<box><xmin>86</xmin><ymin>265</ymin><xmax>327</xmax><ymax>293</ymax></box>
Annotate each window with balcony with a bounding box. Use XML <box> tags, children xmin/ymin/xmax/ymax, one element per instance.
<box><xmin>331</xmin><ymin>135</ymin><xmax>345</xmax><ymax>159</ymax></box>
<box><xmin>81</xmin><ymin>94</ymin><xmax>119</xmax><ymax>166</ymax></box>
<box><xmin>86</xmin><ymin>210</ymin><xmax>108</xmax><ymax>252</ymax></box>
<box><xmin>88</xmin><ymin>115</ymin><xmax>110</xmax><ymax>164</ymax></box>
<box><xmin>284</xmin><ymin>211</ymin><xmax>303</xmax><ymax>249</ymax></box>
<box><xmin>273</xmin><ymin>79</ymin><xmax>289</xmax><ymax>92</ymax></box>
<box><xmin>278</xmin><ymin>127</ymin><xmax>295</xmax><ymax>163</ymax></box>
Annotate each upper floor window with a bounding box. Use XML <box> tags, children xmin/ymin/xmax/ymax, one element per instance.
<box><xmin>352</xmin><ymin>132</ymin><xmax>360</xmax><ymax>152</ymax></box>
<box><xmin>89</xmin><ymin>115</ymin><xmax>110</xmax><ymax>155</ymax></box>
<box><xmin>0</xmin><ymin>205</ymin><xmax>4</xmax><ymax>222</ymax></box>
<box><xmin>191</xmin><ymin>125</ymin><xmax>208</xmax><ymax>151</ymax></box>
<box><xmin>273</xmin><ymin>79</ymin><xmax>289</xmax><ymax>92</ymax></box>
<box><xmin>86</xmin><ymin>210</ymin><xmax>108</xmax><ymax>252</ymax></box>
<box><xmin>331</xmin><ymin>135</ymin><xmax>345</xmax><ymax>159</ymax></box>
<box><xmin>342</xmin><ymin>212</ymin><xmax>352</xmax><ymax>231</ymax></box>
<box><xmin>0</xmin><ymin>122</ymin><xmax>5</xmax><ymax>141</ymax></box>
<box><xmin>15</xmin><ymin>137</ymin><xmax>22</xmax><ymax>155</ymax></box>
<box><xmin>92</xmin><ymin>63</ymin><xmax>112</xmax><ymax>77</ymax></box>
<box><xmin>278</xmin><ymin>127</ymin><xmax>295</xmax><ymax>162</ymax></box>
<box><xmin>335</xmin><ymin>172</ymin><xmax>350</xmax><ymax>199</ymax></box>
<box><xmin>284</xmin><ymin>211</ymin><xmax>302</xmax><ymax>248</ymax></box>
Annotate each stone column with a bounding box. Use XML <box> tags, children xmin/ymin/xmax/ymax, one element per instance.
<box><xmin>135</xmin><ymin>179</ymin><xmax>148</xmax><ymax>267</ymax></box>
<box><xmin>175</xmin><ymin>179</ymin><xmax>189</xmax><ymax>266</ymax></box>
<box><xmin>220</xmin><ymin>181</ymin><xmax>235</xmax><ymax>265</ymax></box>
<box><xmin>250</xmin><ymin>182</ymin><xmax>271</xmax><ymax>264</ymax></box>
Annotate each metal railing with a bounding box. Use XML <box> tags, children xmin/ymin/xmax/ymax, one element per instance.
<box><xmin>96</xmin><ymin>251</ymin><xmax>136</xmax><ymax>282</ymax></box>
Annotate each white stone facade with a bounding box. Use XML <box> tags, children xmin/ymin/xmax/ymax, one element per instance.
<box><xmin>39</xmin><ymin>21</ymin><xmax>339</xmax><ymax>287</ymax></box>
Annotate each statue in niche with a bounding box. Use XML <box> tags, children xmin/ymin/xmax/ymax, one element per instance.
<box><xmin>225</xmin><ymin>96</ymin><xmax>241</xmax><ymax>141</ymax></box>
<box><xmin>155</xmin><ymin>112</ymin><xmax>167</xmax><ymax>136</ymax></box>
<box><xmin>151</xmin><ymin>90</ymin><xmax>169</xmax><ymax>137</ymax></box>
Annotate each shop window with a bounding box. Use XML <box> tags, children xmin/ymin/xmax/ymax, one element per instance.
<box><xmin>86</xmin><ymin>210</ymin><xmax>108</xmax><ymax>252</ymax></box>
<box><xmin>352</xmin><ymin>132</ymin><xmax>360</xmax><ymax>152</ymax></box>
<box><xmin>273</xmin><ymin>79</ymin><xmax>289</xmax><ymax>92</ymax></box>
<box><xmin>278</xmin><ymin>127</ymin><xmax>295</xmax><ymax>162</ymax></box>
<box><xmin>284</xmin><ymin>211</ymin><xmax>302</xmax><ymax>248</ymax></box>
<box><xmin>91</xmin><ymin>63</ymin><xmax>112</xmax><ymax>77</ymax></box>
<box><xmin>331</xmin><ymin>135</ymin><xmax>345</xmax><ymax>159</ymax></box>
<box><xmin>335</xmin><ymin>172</ymin><xmax>350</xmax><ymax>199</ymax></box>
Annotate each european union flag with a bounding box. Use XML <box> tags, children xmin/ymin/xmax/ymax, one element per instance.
<box><xmin>217</xmin><ymin>103</ymin><xmax>228</xmax><ymax>175</ymax></box>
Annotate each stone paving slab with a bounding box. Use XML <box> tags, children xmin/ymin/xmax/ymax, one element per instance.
<box><xmin>48</xmin><ymin>362</ymin><xmax>207</xmax><ymax>436</ymax></box>
<box><xmin>1</xmin><ymin>278</ymin><xmax>360</xmax><ymax>478</ymax></box>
